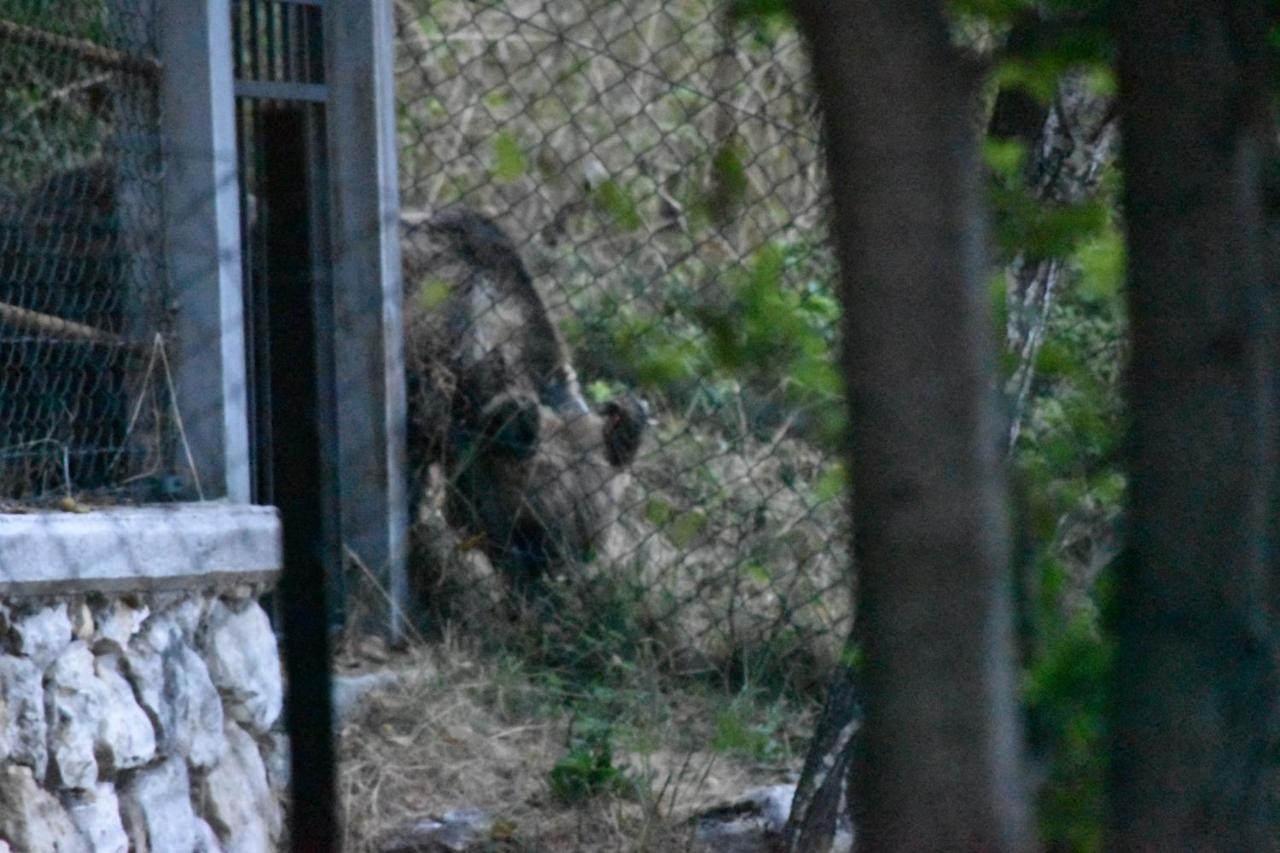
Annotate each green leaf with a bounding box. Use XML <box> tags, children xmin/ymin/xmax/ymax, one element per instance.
<box><xmin>585</xmin><ymin>380</ymin><xmax>614</xmax><ymax>405</ymax></box>
<box><xmin>814</xmin><ymin>463</ymin><xmax>847</xmax><ymax>502</ymax></box>
<box><xmin>492</xmin><ymin>131</ymin><xmax>527</xmax><ymax>183</ymax></box>
<box><xmin>416</xmin><ymin>279</ymin><xmax>451</xmax><ymax>310</ymax></box>
<box><xmin>593</xmin><ymin>179</ymin><xmax>643</xmax><ymax>232</ymax></box>
<box><xmin>669</xmin><ymin>510</ymin><xmax>707</xmax><ymax>548</ymax></box>
<box><xmin>727</xmin><ymin>0</ymin><xmax>792</xmax><ymax>23</ymax></box>
<box><xmin>644</xmin><ymin>497</ymin><xmax>674</xmax><ymax>527</ymax></box>
<box><xmin>706</xmin><ymin>141</ymin><xmax>750</xmax><ymax>224</ymax></box>
<box><xmin>984</xmin><ymin>138</ymin><xmax>1027</xmax><ymax>181</ymax></box>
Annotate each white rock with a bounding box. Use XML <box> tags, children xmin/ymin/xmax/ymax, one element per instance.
<box><xmin>70</xmin><ymin>602</ymin><xmax>94</xmax><ymax>642</ymax></box>
<box><xmin>12</xmin><ymin>603</ymin><xmax>72</xmax><ymax>671</ymax></box>
<box><xmin>332</xmin><ymin>670</ymin><xmax>400</xmax><ymax>722</ymax></box>
<box><xmin>201</xmin><ymin>601</ymin><xmax>282</xmax><ymax>735</ymax></box>
<box><xmin>166</xmin><ymin>595</ymin><xmax>207</xmax><ymax>642</ymax></box>
<box><xmin>693</xmin><ymin>784</ymin><xmax>797</xmax><ymax>853</ymax></box>
<box><xmin>194</xmin><ymin>817</ymin><xmax>225</xmax><ymax>853</ymax></box>
<box><xmin>92</xmin><ymin>599</ymin><xmax>150</xmax><ymax>652</ymax></box>
<box><xmin>180</xmin><ymin>645</ymin><xmax>228</xmax><ymax>768</ymax></box>
<box><xmin>93</xmin><ymin>655</ymin><xmax>156</xmax><ymax>772</ymax></box>
<box><xmin>46</xmin><ymin>643</ymin><xmax>102</xmax><ymax>790</ymax></box>
<box><xmin>200</xmin><ymin>721</ymin><xmax>282</xmax><ymax>852</ymax></box>
<box><xmin>381</xmin><ymin>809</ymin><xmax>493</xmax><ymax>853</ymax></box>
<box><xmin>125</xmin><ymin>617</ymin><xmax>226</xmax><ymax>768</ymax></box>
<box><xmin>258</xmin><ymin>730</ymin><xmax>290</xmax><ymax>793</ymax></box>
<box><xmin>0</xmin><ymin>765</ymin><xmax>89</xmax><ymax>853</ymax></box>
<box><xmin>0</xmin><ymin>655</ymin><xmax>47</xmax><ymax>778</ymax></box>
<box><xmin>63</xmin><ymin>783</ymin><xmax>127</xmax><ymax>853</ymax></box>
<box><xmin>119</xmin><ymin>756</ymin><xmax>198</xmax><ymax>853</ymax></box>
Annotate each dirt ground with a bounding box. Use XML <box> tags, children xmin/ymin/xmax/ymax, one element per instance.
<box><xmin>335</xmin><ymin>637</ymin><xmax>811</xmax><ymax>852</ymax></box>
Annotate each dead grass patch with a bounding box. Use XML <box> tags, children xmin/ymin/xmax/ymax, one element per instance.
<box><xmin>338</xmin><ymin>639</ymin><xmax>811</xmax><ymax>852</ymax></box>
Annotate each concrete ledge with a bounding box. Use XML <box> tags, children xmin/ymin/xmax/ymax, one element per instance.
<box><xmin>0</xmin><ymin>503</ymin><xmax>281</xmax><ymax>595</ymax></box>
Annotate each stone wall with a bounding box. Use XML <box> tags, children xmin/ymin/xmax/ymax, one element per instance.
<box><xmin>0</xmin><ymin>587</ymin><xmax>287</xmax><ymax>852</ymax></box>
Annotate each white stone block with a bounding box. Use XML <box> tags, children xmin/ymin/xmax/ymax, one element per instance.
<box><xmin>201</xmin><ymin>601</ymin><xmax>282</xmax><ymax>735</ymax></box>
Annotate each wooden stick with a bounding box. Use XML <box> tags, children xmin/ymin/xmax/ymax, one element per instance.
<box><xmin>0</xmin><ymin>300</ymin><xmax>135</xmax><ymax>348</ymax></box>
<box><xmin>0</xmin><ymin>19</ymin><xmax>160</xmax><ymax>77</ymax></box>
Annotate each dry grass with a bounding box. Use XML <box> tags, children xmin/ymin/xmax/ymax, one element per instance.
<box><xmin>337</xmin><ymin>639</ymin><xmax>811</xmax><ymax>852</ymax></box>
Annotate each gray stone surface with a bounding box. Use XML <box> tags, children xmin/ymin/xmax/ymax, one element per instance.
<box><xmin>92</xmin><ymin>599</ymin><xmax>150</xmax><ymax>652</ymax></box>
<box><xmin>70</xmin><ymin>602</ymin><xmax>94</xmax><ymax>642</ymax></box>
<box><xmin>380</xmin><ymin>809</ymin><xmax>494</xmax><ymax>853</ymax></box>
<box><xmin>259</xmin><ymin>730</ymin><xmax>290</xmax><ymax>794</ymax></box>
<box><xmin>125</xmin><ymin>615</ymin><xmax>226</xmax><ymax>768</ymax></box>
<box><xmin>200</xmin><ymin>721</ymin><xmax>281</xmax><ymax>853</ymax></box>
<box><xmin>195</xmin><ymin>816</ymin><xmax>226</xmax><ymax>853</ymax></box>
<box><xmin>0</xmin><ymin>765</ymin><xmax>89</xmax><ymax>853</ymax></box>
<box><xmin>63</xmin><ymin>783</ymin><xmax>128</xmax><ymax>853</ymax></box>
<box><xmin>93</xmin><ymin>655</ymin><xmax>156</xmax><ymax>772</ymax></box>
<box><xmin>333</xmin><ymin>669</ymin><xmax>400</xmax><ymax>722</ymax></box>
<box><xmin>165</xmin><ymin>595</ymin><xmax>207</xmax><ymax>642</ymax></box>
<box><xmin>12</xmin><ymin>603</ymin><xmax>73</xmax><ymax>671</ymax></box>
<box><xmin>0</xmin><ymin>654</ymin><xmax>47</xmax><ymax>778</ymax></box>
<box><xmin>201</xmin><ymin>600</ymin><xmax>282</xmax><ymax>735</ymax></box>
<box><xmin>46</xmin><ymin>643</ymin><xmax>102</xmax><ymax>790</ymax></box>
<box><xmin>692</xmin><ymin>784</ymin><xmax>798</xmax><ymax>853</ymax></box>
<box><xmin>119</xmin><ymin>756</ymin><xmax>199</xmax><ymax>853</ymax></box>
<box><xmin>0</xmin><ymin>504</ymin><xmax>281</xmax><ymax>595</ymax></box>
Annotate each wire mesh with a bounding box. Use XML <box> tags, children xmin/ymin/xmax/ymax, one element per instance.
<box><xmin>395</xmin><ymin>0</ymin><xmax>850</xmax><ymax>690</ymax></box>
<box><xmin>0</xmin><ymin>0</ymin><xmax>170</xmax><ymax>504</ymax></box>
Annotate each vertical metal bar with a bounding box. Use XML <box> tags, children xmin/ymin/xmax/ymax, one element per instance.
<box><xmin>231</xmin><ymin>2</ymin><xmax>242</xmax><ymax>80</ymax></box>
<box><xmin>306</xmin><ymin>102</ymin><xmax>344</xmax><ymax>625</ymax></box>
<box><xmin>325</xmin><ymin>0</ymin><xmax>408</xmax><ymax>641</ymax></box>
<box><xmin>248</xmin><ymin>0</ymin><xmax>260</xmax><ymax>81</ymax></box>
<box><xmin>258</xmin><ymin>104</ymin><xmax>337</xmax><ymax>853</ymax></box>
<box><xmin>158</xmin><ymin>0</ymin><xmax>251</xmax><ymax>502</ymax></box>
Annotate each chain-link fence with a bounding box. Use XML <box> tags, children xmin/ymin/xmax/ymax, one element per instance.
<box><xmin>394</xmin><ymin>0</ymin><xmax>850</xmax><ymax>692</ymax></box>
<box><xmin>0</xmin><ymin>0</ymin><xmax>170</xmax><ymax>505</ymax></box>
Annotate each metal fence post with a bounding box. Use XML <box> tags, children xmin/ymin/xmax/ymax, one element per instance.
<box><xmin>325</xmin><ymin>0</ymin><xmax>409</xmax><ymax>639</ymax></box>
<box><xmin>157</xmin><ymin>0</ymin><xmax>251</xmax><ymax>502</ymax></box>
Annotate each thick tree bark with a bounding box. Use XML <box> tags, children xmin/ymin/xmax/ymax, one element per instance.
<box><xmin>792</xmin><ymin>3</ymin><xmax>1033</xmax><ymax>850</ymax></box>
<box><xmin>1110</xmin><ymin>2</ymin><xmax>1277</xmax><ymax>848</ymax></box>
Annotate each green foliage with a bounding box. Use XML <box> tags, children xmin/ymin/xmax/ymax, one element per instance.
<box><xmin>592</xmin><ymin>179</ymin><xmax>644</xmax><ymax>232</ymax></box>
<box><xmin>549</xmin><ymin>719</ymin><xmax>637</xmax><ymax>803</ymax></box>
<box><xmin>1011</xmin><ymin>187</ymin><xmax>1126</xmax><ymax>847</ymax></box>
<box><xmin>711</xmin><ymin>694</ymin><xmax>793</xmax><ymax>765</ymax></box>
<box><xmin>1024</xmin><ymin>565</ymin><xmax>1114</xmax><ymax>852</ymax></box>
<box><xmin>491</xmin><ymin>131</ymin><xmax>528</xmax><ymax>183</ymax></box>
<box><xmin>695</xmin><ymin>242</ymin><xmax>845</xmax><ymax>445</ymax></box>
<box><xmin>704</xmin><ymin>140</ymin><xmax>751</xmax><ymax>225</ymax></box>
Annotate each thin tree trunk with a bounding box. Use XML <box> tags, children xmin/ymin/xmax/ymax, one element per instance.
<box><xmin>781</xmin><ymin>653</ymin><xmax>859</xmax><ymax>853</ymax></box>
<box><xmin>1110</xmin><ymin>2</ymin><xmax>1277</xmax><ymax>848</ymax></box>
<box><xmin>1002</xmin><ymin>75</ymin><xmax>1116</xmax><ymax>450</ymax></box>
<box><xmin>792</xmin><ymin>3</ymin><xmax>1033</xmax><ymax>849</ymax></box>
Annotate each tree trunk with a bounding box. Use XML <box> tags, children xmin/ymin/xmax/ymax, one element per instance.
<box><xmin>780</xmin><ymin>653</ymin><xmax>859</xmax><ymax>853</ymax></box>
<box><xmin>792</xmin><ymin>3</ymin><xmax>1033</xmax><ymax>849</ymax></box>
<box><xmin>1000</xmin><ymin>74</ymin><xmax>1116</xmax><ymax>450</ymax></box>
<box><xmin>1110</xmin><ymin>1</ymin><xmax>1277</xmax><ymax>848</ymax></box>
